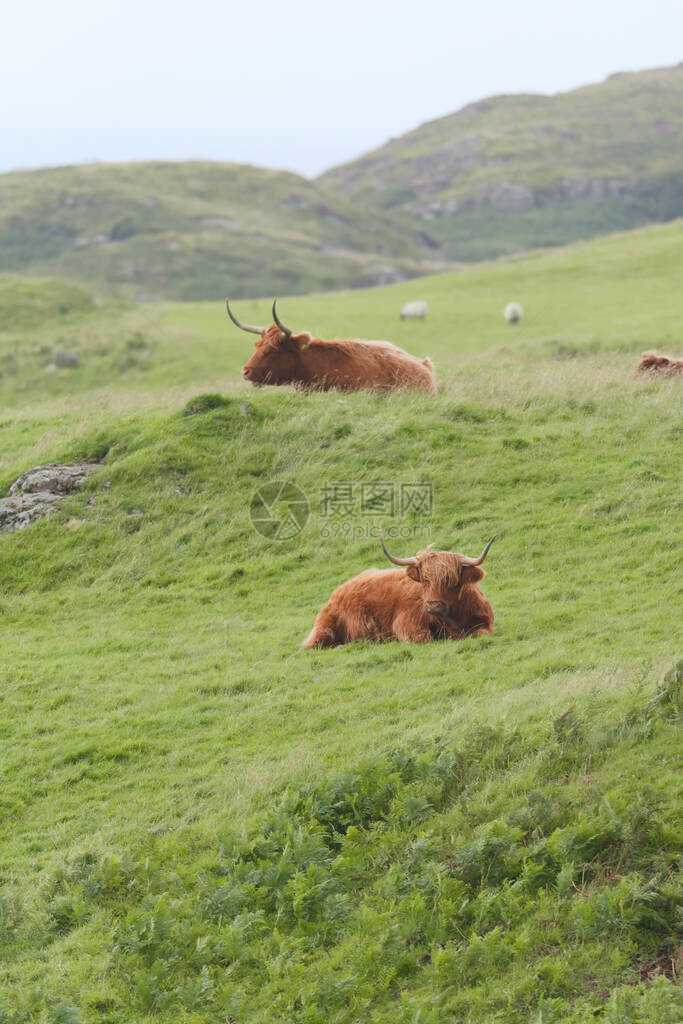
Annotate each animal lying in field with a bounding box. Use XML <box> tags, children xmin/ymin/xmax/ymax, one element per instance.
<box><xmin>504</xmin><ymin>302</ymin><xmax>523</xmax><ymax>324</ymax></box>
<box><xmin>227</xmin><ymin>299</ymin><xmax>436</xmax><ymax>394</ymax></box>
<box><xmin>636</xmin><ymin>350</ymin><xmax>683</xmax><ymax>376</ymax></box>
<box><xmin>302</xmin><ymin>535</ymin><xmax>496</xmax><ymax>648</ymax></box>
<box><xmin>400</xmin><ymin>300</ymin><xmax>428</xmax><ymax>320</ymax></box>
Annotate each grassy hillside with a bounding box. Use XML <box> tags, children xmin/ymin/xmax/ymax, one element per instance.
<box><xmin>0</xmin><ymin>221</ymin><xmax>681</xmax><ymax>1021</ymax></box>
<box><xmin>4</xmin><ymin>65</ymin><xmax>683</xmax><ymax>301</ymax></box>
<box><xmin>0</xmin><ymin>161</ymin><xmax>444</xmax><ymax>301</ymax></box>
<box><xmin>320</xmin><ymin>64</ymin><xmax>683</xmax><ymax>261</ymax></box>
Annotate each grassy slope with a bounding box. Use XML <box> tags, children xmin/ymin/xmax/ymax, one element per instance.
<box><xmin>0</xmin><ymin>161</ymin><xmax>442</xmax><ymax>301</ymax></box>
<box><xmin>320</xmin><ymin>64</ymin><xmax>683</xmax><ymax>260</ymax></box>
<box><xmin>0</xmin><ymin>221</ymin><xmax>681</xmax><ymax>1022</ymax></box>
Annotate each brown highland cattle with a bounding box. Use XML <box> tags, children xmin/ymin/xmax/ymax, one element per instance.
<box><xmin>637</xmin><ymin>351</ymin><xmax>683</xmax><ymax>376</ymax></box>
<box><xmin>227</xmin><ymin>299</ymin><xmax>436</xmax><ymax>393</ymax></box>
<box><xmin>303</xmin><ymin>535</ymin><xmax>496</xmax><ymax>648</ymax></box>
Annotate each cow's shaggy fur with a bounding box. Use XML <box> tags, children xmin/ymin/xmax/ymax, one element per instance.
<box><xmin>637</xmin><ymin>350</ymin><xmax>683</xmax><ymax>376</ymax></box>
<box><xmin>303</xmin><ymin>548</ymin><xmax>493</xmax><ymax>647</ymax></box>
<box><xmin>242</xmin><ymin>324</ymin><xmax>436</xmax><ymax>393</ymax></box>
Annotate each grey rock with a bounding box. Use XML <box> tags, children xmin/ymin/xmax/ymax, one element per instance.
<box><xmin>196</xmin><ymin>216</ymin><xmax>239</xmax><ymax>230</ymax></box>
<box><xmin>52</xmin><ymin>351</ymin><xmax>80</xmax><ymax>368</ymax></box>
<box><xmin>10</xmin><ymin>463</ymin><xmax>98</xmax><ymax>496</ymax></box>
<box><xmin>0</xmin><ymin>491</ymin><xmax>62</xmax><ymax>533</ymax></box>
<box><xmin>1</xmin><ymin>463</ymin><xmax>98</xmax><ymax>534</ymax></box>
<box><xmin>122</xmin><ymin>264</ymin><xmax>151</xmax><ymax>280</ymax></box>
<box><xmin>418</xmin><ymin>198</ymin><xmax>459</xmax><ymax>220</ymax></box>
<box><xmin>489</xmin><ymin>182</ymin><xmax>535</xmax><ymax>210</ymax></box>
<box><xmin>285</xmin><ymin>194</ymin><xmax>308</xmax><ymax>211</ymax></box>
<box><xmin>559</xmin><ymin>175</ymin><xmax>632</xmax><ymax>202</ymax></box>
<box><xmin>74</xmin><ymin>235</ymin><xmax>108</xmax><ymax>248</ymax></box>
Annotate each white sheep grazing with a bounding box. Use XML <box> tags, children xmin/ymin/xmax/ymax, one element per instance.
<box><xmin>400</xmin><ymin>300</ymin><xmax>428</xmax><ymax>320</ymax></box>
<box><xmin>504</xmin><ymin>302</ymin><xmax>524</xmax><ymax>324</ymax></box>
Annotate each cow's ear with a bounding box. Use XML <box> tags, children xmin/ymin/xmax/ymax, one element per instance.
<box><xmin>291</xmin><ymin>331</ymin><xmax>313</xmax><ymax>351</ymax></box>
<box><xmin>405</xmin><ymin>564</ymin><xmax>421</xmax><ymax>582</ymax></box>
<box><xmin>461</xmin><ymin>564</ymin><xmax>485</xmax><ymax>583</ymax></box>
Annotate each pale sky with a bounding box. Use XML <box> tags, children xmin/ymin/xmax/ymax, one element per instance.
<box><xmin>2</xmin><ymin>0</ymin><xmax>682</xmax><ymax>178</ymax></box>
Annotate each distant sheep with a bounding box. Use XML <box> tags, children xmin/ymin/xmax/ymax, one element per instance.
<box><xmin>400</xmin><ymin>300</ymin><xmax>428</xmax><ymax>320</ymax></box>
<box><xmin>637</xmin><ymin>351</ymin><xmax>683</xmax><ymax>376</ymax></box>
<box><xmin>504</xmin><ymin>302</ymin><xmax>524</xmax><ymax>324</ymax></box>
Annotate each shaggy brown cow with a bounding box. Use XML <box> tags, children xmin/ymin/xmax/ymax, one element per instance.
<box><xmin>302</xmin><ymin>535</ymin><xmax>496</xmax><ymax>648</ymax></box>
<box><xmin>227</xmin><ymin>299</ymin><xmax>436</xmax><ymax>393</ymax></box>
<box><xmin>637</xmin><ymin>350</ymin><xmax>683</xmax><ymax>376</ymax></box>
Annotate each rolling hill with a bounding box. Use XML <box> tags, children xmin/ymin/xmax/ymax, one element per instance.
<box><xmin>0</xmin><ymin>161</ymin><xmax>444</xmax><ymax>301</ymax></box>
<box><xmin>2</xmin><ymin>65</ymin><xmax>683</xmax><ymax>300</ymax></box>
<box><xmin>0</xmin><ymin>220</ymin><xmax>681</xmax><ymax>1020</ymax></box>
<box><xmin>320</xmin><ymin>64</ymin><xmax>683</xmax><ymax>260</ymax></box>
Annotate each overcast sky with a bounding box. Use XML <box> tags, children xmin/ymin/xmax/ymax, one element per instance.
<box><xmin>2</xmin><ymin>0</ymin><xmax>682</xmax><ymax>179</ymax></box>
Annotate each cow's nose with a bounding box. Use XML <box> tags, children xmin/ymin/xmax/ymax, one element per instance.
<box><xmin>241</xmin><ymin>366</ymin><xmax>250</xmax><ymax>379</ymax></box>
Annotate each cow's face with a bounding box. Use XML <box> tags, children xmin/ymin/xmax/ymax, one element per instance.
<box><xmin>242</xmin><ymin>325</ymin><xmax>311</xmax><ymax>385</ymax></box>
<box><xmin>379</xmin><ymin>535</ymin><xmax>495</xmax><ymax>618</ymax></box>
<box><xmin>405</xmin><ymin>551</ymin><xmax>485</xmax><ymax>616</ymax></box>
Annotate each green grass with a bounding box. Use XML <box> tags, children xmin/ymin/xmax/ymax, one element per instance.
<box><xmin>0</xmin><ymin>278</ymin><xmax>94</xmax><ymax>330</ymax></box>
<box><xmin>0</xmin><ymin>220</ymin><xmax>681</xmax><ymax>1021</ymax></box>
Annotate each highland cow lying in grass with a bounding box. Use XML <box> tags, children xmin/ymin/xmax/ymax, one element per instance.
<box><xmin>637</xmin><ymin>351</ymin><xmax>683</xmax><ymax>376</ymax></box>
<box><xmin>303</xmin><ymin>536</ymin><xmax>496</xmax><ymax>648</ymax></box>
<box><xmin>227</xmin><ymin>298</ymin><xmax>436</xmax><ymax>393</ymax></box>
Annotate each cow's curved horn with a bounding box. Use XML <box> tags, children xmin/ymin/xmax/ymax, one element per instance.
<box><xmin>380</xmin><ymin>535</ymin><xmax>417</xmax><ymax>566</ymax></box>
<box><xmin>272</xmin><ymin>298</ymin><xmax>293</xmax><ymax>338</ymax></box>
<box><xmin>225</xmin><ymin>298</ymin><xmax>264</xmax><ymax>335</ymax></box>
<box><xmin>461</xmin><ymin>535</ymin><xmax>497</xmax><ymax>566</ymax></box>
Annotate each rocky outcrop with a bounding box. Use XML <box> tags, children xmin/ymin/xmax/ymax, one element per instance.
<box><xmin>0</xmin><ymin>463</ymin><xmax>98</xmax><ymax>534</ymax></box>
<box><xmin>489</xmin><ymin>182</ymin><xmax>536</xmax><ymax>211</ymax></box>
<box><xmin>416</xmin><ymin>175</ymin><xmax>636</xmax><ymax>219</ymax></box>
<box><xmin>45</xmin><ymin>351</ymin><xmax>80</xmax><ymax>372</ymax></box>
<box><xmin>195</xmin><ymin>216</ymin><xmax>239</xmax><ymax>230</ymax></box>
<box><xmin>418</xmin><ymin>198</ymin><xmax>459</xmax><ymax>220</ymax></box>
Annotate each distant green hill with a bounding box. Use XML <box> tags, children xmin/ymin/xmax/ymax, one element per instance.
<box><xmin>320</xmin><ymin>64</ymin><xmax>683</xmax><ymax>260</ymax></box>
<box><xmin>0</xmin><ymin>161</ymin><xmax>444</xmax><ymax>301</ymax></box>
<box><xmin>2</xmin><ymin>65</ymin><xmax>683</xmax><ymax>299</ymax></box>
